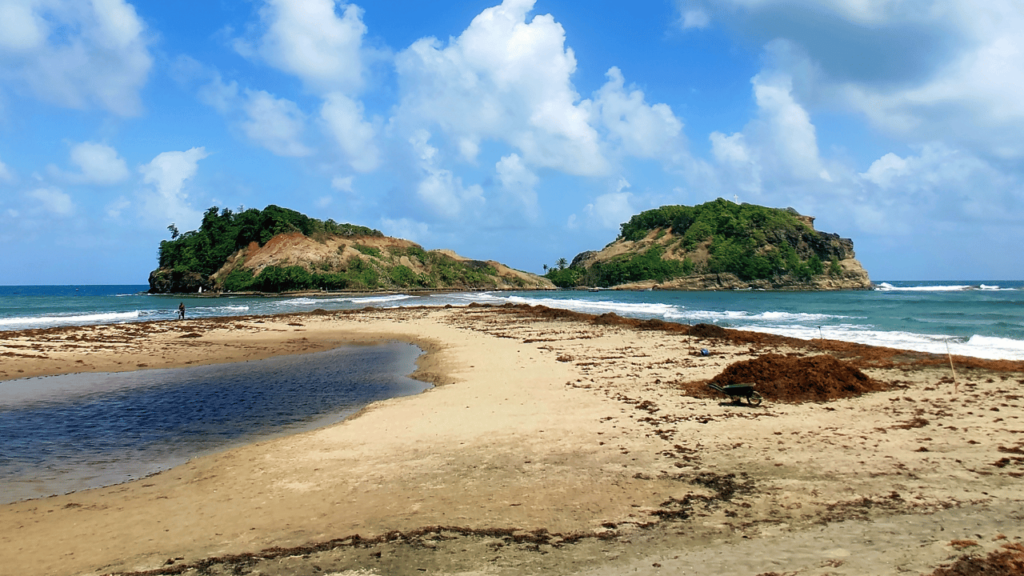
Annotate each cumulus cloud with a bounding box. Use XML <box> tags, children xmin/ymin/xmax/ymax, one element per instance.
<box><xmin>707</xmin><ymin>69</ymin><xmax>831</xmax><ymax>199</ymax></box>
<box><xmin>0</xmin><ymin>2</ymin><xmax>46</xmax><ymax>52</ymax></box>
<box><xmin>27</xmin><ymin>186</ymin><xmax>74</xmax><ymax>216</ymax></box>
<box><xmin>0</xmin><ymin>0</ymin><xmax>152</xmax><ymax>116</ymax></box>
<box><xmin>494</xmin><ymin>153</ymin><xmax>539</xmax><ymax>220</ymax></box>
<box><xmin>750</xmin><ymin>72</ymin><xmax>829</xmax><ymax>181</ymax></box>
<box><xmin>55</xmin><ymin>142</ymin><xmax>130</xmax><ymax>185</ymax></box>
<box><xmin>663</xmin><ymin>0</ymin><xmax>1024</xmax><ymax>253</ymax></box>
<box><xmin>218</xmin><ymin>0</ymin><xmax>385</xmax><ymax>174</ymax></box>
<box><xmin>394</xmin><ymin>0</ymin><xmax>607</xmax><ymax>176</ymax></box>
<box><xmin>859</xmin><ymin>144</ymin><xmax>1017</xmax><ymax>223</ymax></box>
<box><xmin>409</xmin><ymin>130</ymin><xmax>485</xmax><ymax>220</ymax></box>
<box><xmin>240</xmin><ymin>90</ymin><xmax>312</xmax><ymax>157</ymax></box>
<box><xmin>574</xmin><ymin>178</ymin><xmax>636</xmax><ymax>231</ymax></box>
<box><xmin>709</xmin><ymin>131</ymin><xmax>762</xmax><ymax>194</ymax></box>
<box><xmin>680</xmin><ymin>0</ymin><xmax>1024</xmax><ymax>160</ymax></box>
<box><xmin>587</xmin><ymin>67</ymin><xmax>686</xmax><ymax>161</ymax></box>
<box><xmin>320</xmin><ymin>92</ymin><xmax>379</xmax><ymax>172</ymax></box>
<box><xmin>240</xmin><ymin>0</ymin><xmax>367</xmax><ymax>94</ymax></box>
<box><xmin>138</xmin><ymin>147</ymin><xmax>208</xmax><ymax>229</ymax></box>
<box><xmin>585</xmin><ymin>191</ymin><xmax>635</xmax><ymax>230</ymax></box>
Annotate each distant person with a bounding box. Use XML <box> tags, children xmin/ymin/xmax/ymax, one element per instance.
<box><xmin>178</xmin><ymin>302</ymin><xmax>185</xmax><ymax>320</ymax></box>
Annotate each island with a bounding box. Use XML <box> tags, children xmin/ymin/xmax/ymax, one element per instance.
<box><xmin>149</xmin><ymin>205</ymin><xmax>554</xmax><ymax>293</ymax></box>
<box><xmin>546</xmin><ymin>199</ymin><xmax>872</xmax><ymax>290</ymax></box>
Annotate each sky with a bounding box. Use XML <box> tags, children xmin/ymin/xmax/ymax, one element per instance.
<box><xmin>0</xmin><ymin>0</ymin><xmax>1022</xmax><ymax>284</ymax></box>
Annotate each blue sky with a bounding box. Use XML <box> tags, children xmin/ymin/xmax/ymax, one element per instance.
<box><xmin>1</xmin><ymin>0</ymin><xmax>1022</xmax><ymax>284</ymax></box>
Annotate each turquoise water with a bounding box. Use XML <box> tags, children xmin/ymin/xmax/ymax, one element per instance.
<box><xmin>2</xmin><ymin>282</ymin><xmax>1023</xmax><ymax>360</ymax></box>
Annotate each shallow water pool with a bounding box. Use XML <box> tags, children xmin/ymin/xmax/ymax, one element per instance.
<box><xmin>0</xmin><ymin>343</ymin><xmax>427</xmax><ymax>503</ymax></box>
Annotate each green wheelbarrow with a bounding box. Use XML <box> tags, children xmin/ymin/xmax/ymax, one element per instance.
<box><xmin>708</xmin><ymin>382</ymin><xmax>763</xmax><ymax>406</ymax></box>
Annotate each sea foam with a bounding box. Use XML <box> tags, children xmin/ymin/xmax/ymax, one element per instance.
<box><xmin>0</xmin><ymin>311</ymin><xmax>141</xmax><ymax>328</ymax></box>
<box><xmin>876</xmin><ymin>282</ymin><xmax>975</xmax><ymax>292</ymax></box>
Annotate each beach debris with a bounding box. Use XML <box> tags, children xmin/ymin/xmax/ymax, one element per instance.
<box><xmin>689</xmin><ymin>323</ymin><xmax>728</xmax><ymax>339</ymax></box>
<box><xmin>701</xmin><ymin>353</ymin><xmax>887</xmax><ymax>403</ymax></box>
<box><xmin>926</xmin><ymin>542</ymin><xmax>1024</xmax><ymax>576</ymax></box>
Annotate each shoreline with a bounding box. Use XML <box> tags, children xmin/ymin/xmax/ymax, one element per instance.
<box><xmin>8</xmin><ymin>287</ymin><xmax>1024</xmax><ymax>364</ymax></box>
<box><xmin>1</xmin><ymin>305</ymin><xmax>1023</xmax><ymax>576</ymax></box>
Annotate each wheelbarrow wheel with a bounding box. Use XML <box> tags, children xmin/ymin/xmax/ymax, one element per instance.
<box><xmin>747</xmin><ymin>391</ymin><xmax>763</xmax><ymax>407</ymax></box>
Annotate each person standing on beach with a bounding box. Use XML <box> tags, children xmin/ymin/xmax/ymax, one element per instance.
<box><xmin>178</xmin><ymin>302</ymin><xmax>185</xmax><ymax>320</ymax></box>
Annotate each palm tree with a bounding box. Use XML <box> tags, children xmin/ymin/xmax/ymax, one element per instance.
<box><xmin>556</xmin><ymin>258</ymin><xmax>568</xmax><ymax>270</ymax></box>
<box><xmin>543</xmin><ymin>264</ymin><xmax>548</xmax><ymax>272</ymax></box>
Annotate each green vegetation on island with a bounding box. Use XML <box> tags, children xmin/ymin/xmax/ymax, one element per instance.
<box><xmin>150</xmin><ymin>205</ymin><xmax>549</xmax><ymax>294</ymax></box>
<box><xmin>158</xmin><ymin>205</ymin><xmax>382</xmax><ymax>278</ymax></box>
<box><xmin>544</xmin><ymin>199</ymin><xmax>864</xmax><ymax>289</ymax></box>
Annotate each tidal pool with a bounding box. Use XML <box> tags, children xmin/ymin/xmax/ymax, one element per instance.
<box><xmin>0</xmin><ymin>343</ymin><xmax>427</xmax><ymax>503</ymax></box>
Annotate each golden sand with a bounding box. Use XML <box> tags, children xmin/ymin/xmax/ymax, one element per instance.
<box><xmin>1</xmin><ymin>305</ymin><xmax>1022</xmax><ymax>576</ymax></box>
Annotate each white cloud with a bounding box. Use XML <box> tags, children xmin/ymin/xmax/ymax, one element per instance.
<box><xmin>320</xmin><ymin>92</ymin><xmax>379</xmax><ymax>172</ymax></box>
<box><xmin>243</xmin><ymin>0</ymin><xmax>367</xmax><ymax>94</ymax></box>
<box><xmin>0</xmin><ymin>2</ymin><xmax>45</xmax><ymax>51</ymax></box>
<box><xmin>706</xmin><ymin>69</ymin><xmax>830</xmax><ymax>197</ymax></box>
<box><xmin>241</xmin><ymin>90</ymin><xmax>312</xmax><ymax>157</ymax></box>
<box><xmin>683</xmin><ymin>0</ymin><xmax>1024</xmax><ymax>160</ymax></box>
<box><xmin>495</xmin><ymin>153</ymin><xmax>540</xmax><ymax>220</ymax></box>
<box><xmin>0</xmin><ymin>156</ymin><xmax>12</xmax><ymax>182</ymax></box>
<box><xmin>394</xmin><ymin>0</ymin><xmax>608</xmax><ymax>176</ymax></box>
<box><xmin>709</xmin><ymin>131</ymin><xmax>762</xmax><ymax>195</ymax></box>
<box><xmin>28</xmin><ymin>186</ymin><xmax>73</xmax><ymax>216</ymax></box>
<box><xmin>331</xmin><ymin>175</ymin><xmax>354</xmax><ymax>192</ymax></box>
<box><xmin>197</xmin><ymin>73</ymin><xmax>240</xmax><ymax>114</ymax></box>
<box><xmin>859</xmin><ymin>152</ymin><xmax>908</xmax><ymax>190</ymax></box>
<box><xmin>409</xmin><ymin>130</ymin><xmax>485</xmax><ymax>220</ymax></box>
<box><xmin>858</xmin><ymin>144</ymin><xmax>1013</xmax><ymax>222</ymax></box>
<box><xmin>677</xmin><ymin>5</ymin><xmax>710</xmax><ymax>29</ymax></box>
<box><xmin>584</xmin><ymin>190</ymin><xmax>635</xmax><ymax>230</ymax></box>
<box><xmin>380</xmin><ymin>217</ymin><xmax>430</xmax><ymax>243</ymax></box>
<box><xmin>58</xmin><ymin>142</ymin><xmax>130</xmax><ymax>185</ymax></box>
<box><xmin>588</xmin><ymin>67</ymin><xmax>686</xmax><ymax>161</ymax></box>
<box><xmin>0</xmin><ymin>0</ymin><xmax>152</xmax><ymax>116</ymax></box>
<box><xmin>105</xmin><ymin>196</ymin><xmax>130</xmax><ymax>219</ymax></box>
<box><xmin>315</xmin><ymin>196</ymin><xmax>333</xmax><ymax>208</ymax></box>
<box><xmin>841</xmin><ymin>26</ymin><xmax>1024</xmax><ymax>157</ymax></box>
<box><xmin>668</xmin><ymin>0</ymin><xmax>1024</xmax><ymax>249</ymax></box>
<box><xmin>138</xmin><ymin>147</ymin><xmax>208</xmax><ymax>230</ymax></box>
<box><xmin>710</xmin><ymin>131</ymin><xmax>750</xmax><ymax>165</ymax></box>
<box><xmin>750</xmin><ymin>72</ymin><xmax>827</xmax><ymax>181</ymax></box>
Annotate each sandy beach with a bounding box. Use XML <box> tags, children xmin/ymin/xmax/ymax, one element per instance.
<box><xmin>1</xmin><ymin>304</ymin><xmax>1023</xmax><ymax>576</ymax></box>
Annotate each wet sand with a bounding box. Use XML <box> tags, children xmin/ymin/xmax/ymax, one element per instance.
<box><xmin>1</xmin><ymin>305</ymin><xmax>1023</xmax><ymax>576</ymax></box>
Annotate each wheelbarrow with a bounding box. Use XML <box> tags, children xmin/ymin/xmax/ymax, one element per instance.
<box><xmin>708</xmin><ymin>382</ymin><xmax>763</xmax><ymax>406</ymax></box>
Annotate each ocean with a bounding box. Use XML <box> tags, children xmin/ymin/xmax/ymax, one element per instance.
<box><xmin>2</xmin><ymin>282</ymin><xmax>1022</xmax><ymax>501</ymax></box>
<box><xmin>2</xmin><ymin>282</ymin><xmax>1023</xmax><ymax>360</ymax></box>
